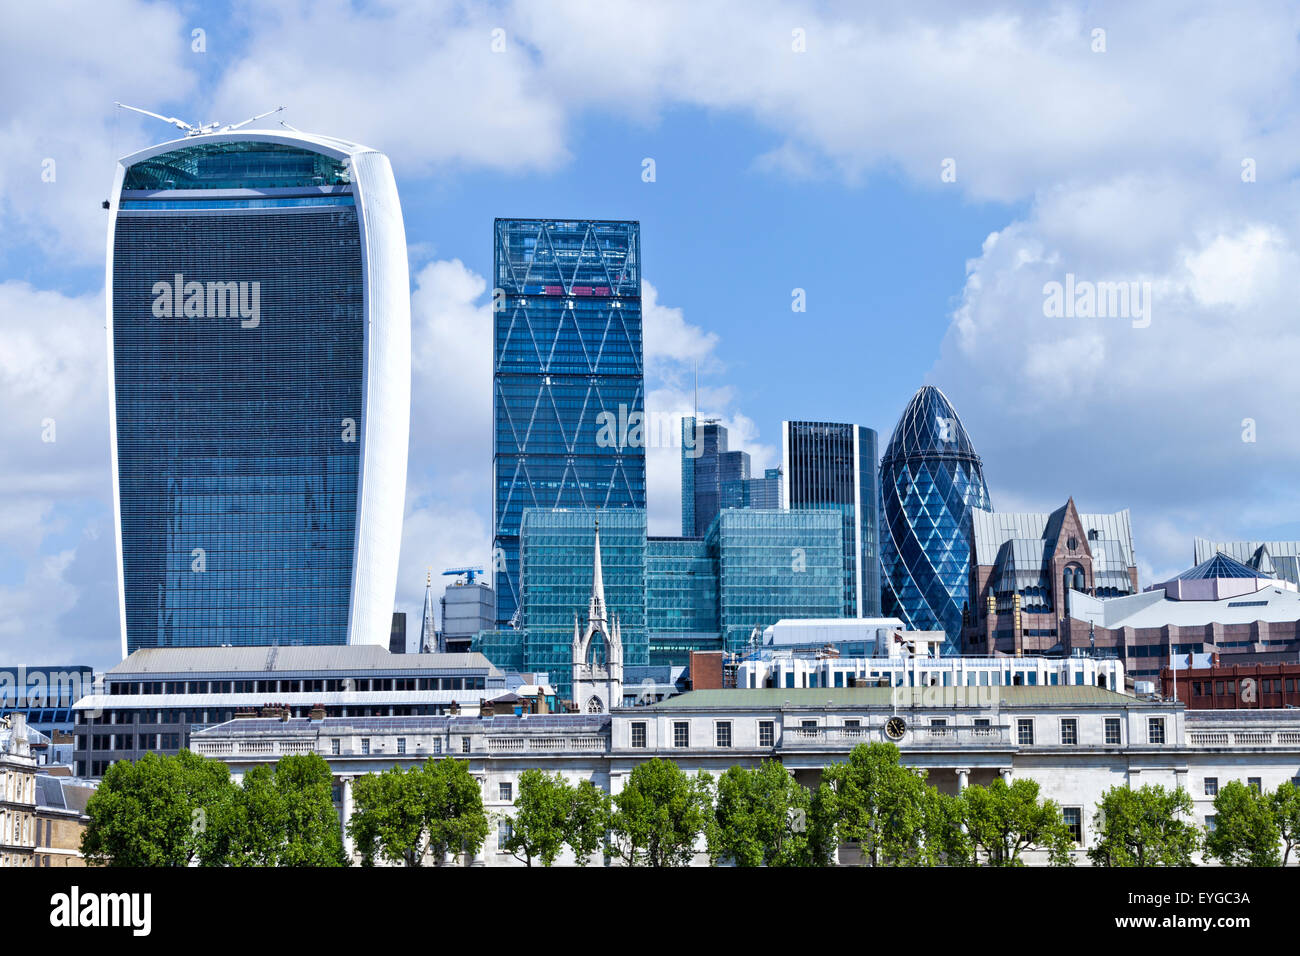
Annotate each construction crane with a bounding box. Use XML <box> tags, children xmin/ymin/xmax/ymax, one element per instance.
<box><xmin>114</xmin><ymin>103</ymin><xmax>285</xmax><ymax>138</ymax></box>
<box><xmin>442</xmin><ymin>567</ymin><xmax>485</xmax><ymax>586</ymax></box>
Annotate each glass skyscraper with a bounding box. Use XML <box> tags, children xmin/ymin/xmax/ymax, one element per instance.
<box><xmin>493</xmin><ymin>219</ymin><xmax>645</xmax><ymax>630</ymax></box>
<box><xmin>879</xmin><ymin>385</ymin><xmax>992</xmax><ymax>650</ymax></box>
<box><xmin>710</xmin><ymin>509</ymin><xmax>843</xmax><ymax>652</ymax></box>
<box><xmin>519</xmin><ymin>508</ymin><xmax>648</xmax><ymax>697</ymax></box>
<box><xmin>107</xmin><ymin>131</ymin><xmax>409</xmax><ymax>656</ymax></box>
<box><xmin>680</xmin><ymin>417</ymin><xmax>750</xmax><ymax>537</ymax></box>
<box><xmin>782</xmin><ymin>421</ymin><xmax>881</xmax><ymax>617</ymax></box>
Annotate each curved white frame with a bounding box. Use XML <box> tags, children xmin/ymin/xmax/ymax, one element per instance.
<box><xmin>105</xmin><ymin>131</ymin><xmax>410</xmax><ymax>657</ymax></box>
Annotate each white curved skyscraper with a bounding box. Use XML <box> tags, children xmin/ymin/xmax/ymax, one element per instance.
<box><xmin>105</xmin><ymin>129</ymin><xmax>410</xmax><ymax>656</ymax></box>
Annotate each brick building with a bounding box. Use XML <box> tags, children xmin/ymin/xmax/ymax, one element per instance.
<box><xmin>963</xmin><ymin>499</ymin><xmax>1139</xmax><ymax>656</ymax></box>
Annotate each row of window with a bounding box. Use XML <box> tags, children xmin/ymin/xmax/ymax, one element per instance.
<box><xmin>1190</xmin><ymin>678</ymin><xmax>1297</xmax><ymax>696</ymax></box>
<box><xmin>108</xmin><ymin>676</ymin><xmax>486</xmax><ymax>696</ymax></box>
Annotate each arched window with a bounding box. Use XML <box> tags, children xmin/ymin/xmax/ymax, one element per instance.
<box><xmin>585</xmin><ymin>696</ymin><xmax>603</xmax><ymax>714</ymax></box>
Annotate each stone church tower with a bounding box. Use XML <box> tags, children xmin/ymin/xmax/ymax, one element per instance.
<box><xmin>572</xmin><ymin>518</ymin><xmax>623</xmax><ymax>713</ymax></box>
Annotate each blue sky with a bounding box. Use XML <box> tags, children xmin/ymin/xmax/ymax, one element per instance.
<box><xmin>4</xmin><ymin>1</ymin><xmax>1300</xmax><ymax>669</ymax></box>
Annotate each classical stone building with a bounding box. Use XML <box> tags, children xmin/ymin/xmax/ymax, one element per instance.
<box><xmin>192</xmin><ymin>685</ymin><xmax>1300</xmax><ymax>866</ymax></box>
<box><xmin>0</xmin><ymin>715</ymin><xmax>38</xmax><ymax>867</ymax></box>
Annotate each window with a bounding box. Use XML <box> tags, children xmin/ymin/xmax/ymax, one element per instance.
<box><xmin>462</xmin><ymin>737</ymin><xmax>471</xmax><ymax>754</ymax></box>
<box><xmin>715</xmin><ymin>722</ymin><xmax>732</xmax><ymax>748</ymax></box>
<box><xmin>1248</xmin><ymin>777</ymin><xmax>1262</xmax><ymax>793</ymax></box>
<box><xmin>497</xmin><ymin>819</ymin><xmax>513</xmax><ymax>850</ymax></box>
<box><xmin>1147</xmin><ymin>718</ymin><xmax>1165</xmax><ymax>744</ymax></box>
<box><xmin>673</xmin><ymin>721</ymin><xmax>690</xmax><ymax>748</ymax></box>
<box><xmin>843</xmin><ymin>719</ymin><xmax>861</xmax><ymax>735</ymax></box>
<box><xmin>630</xmin><ymin>721</ymin><xmax>647</xmax><ymax>749</ymax></box>
<box><xmin>973</xmin><ymin>717</ymin><xmax>991</xmax><ymax>736</ymax></box>
<box><xmin>499</xmin><ymin>782</ymin><xmax>513</xmax><ymax>802</ymax></box>
<box><xmin>1205</xmin><ymin>815</ymin><xmax>1217</xmax><ymax>833</ymax></box>
<box><xmin>1063</xmin><ymin>807</ymin><xmax>1083</xmax><ymax>844</ymax></box>
<box><xmin>758</xmin><ymin>720</ymin><xmax>775</xmax><ymax>747</ymax></box>
<box><xmin>1060</xmin><ymin>718</ymin><xmax>1078</xmax><ymax>745</ymax></box>
<box><xmin>1204</xmin><ymin>777</ymin><xmax>1218</xmax><ymax>796</ymax></box>
<box><xmin>360</xmin><ymin>738</ymin><xmax>370</xmax><ymax>755</ymax></box>
<box><xmin>1104</xmin><ymin>717</ymin><xmax>1121</xmax><ymax>745</ymax></box>
<box><xmin>396</xmin><ymin>737</ymin><xmax>406</xmax><ymax>755</ymax></box>
<box><xmin>1017</xmin><ymin>719</ymin><xmax>1034</xmax><ymax>745</ymax></box>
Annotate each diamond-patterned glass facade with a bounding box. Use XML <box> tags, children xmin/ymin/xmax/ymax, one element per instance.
<box><xmin>493</xmin><ymin>220</ymin><xmax>646</xmax><ymax>633</ymax></box>
<box><xmin>880</xmin><ymin>386</ymin><xmax>991</xmax><ymax>650</ymax></box>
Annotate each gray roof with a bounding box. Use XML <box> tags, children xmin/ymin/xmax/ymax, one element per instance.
<box><xmin>973</xmin><ymin>506</ymin><xmax>1136</xmax><ymax>569</ymax></box>
<box><xmin>109</xmin><ymin>645</ymin><xmax>501</xmax><ymax>677</ymax></box>
<box><xmin>193</xmin><ymin>713</ymin><xmax>610</xmax><ymax>737</ymax></box>
<box><xmin>1070</xmin><ymin>583</ymin><xmax>1300</xmax><ymax>629</ymax></box>
<box><xmin>645</xmin><ymin>686</ymin><xmax>1142</xmax><ymax>709</ymax></box>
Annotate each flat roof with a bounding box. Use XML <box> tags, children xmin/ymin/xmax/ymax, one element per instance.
<box><xmin>643</xmin><ymin>686</ymin><xmax>1146</xmax><ymax>709</ymax></box>
<box><xmin>109</xmin><ymin>646</ymin><xmax>500</xmax><ymax>677</ymax></box>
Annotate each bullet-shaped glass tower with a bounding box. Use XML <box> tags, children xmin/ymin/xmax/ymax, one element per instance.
<box><xmin>879</xmin><ymin>386</ymin><xmax>991</xmax><ymax>650</ymax></box>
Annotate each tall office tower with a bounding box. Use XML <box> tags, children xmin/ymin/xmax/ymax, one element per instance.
<box><xmin>879</xmin><ymin>385</ymin><xmax>991</xmax><ymax>650</ymax></box>
<box><xmin>782</xmin><ymin>422</ymin><xmax>881</xmax><ymax>617</ymax></box>
<box><xmin>107</xmin><ymin>130</ymin><xmax>410</xmax><ymax>656</ymax></box>
<box><xmin>493</xmin><ymin>219</ymin><xmax>645</xmax><ymax>628</ymax></box>
<box><xmin>680</xmin><ymin>417</ymin><xmax>750</xmax><ymax>537</ymax></box>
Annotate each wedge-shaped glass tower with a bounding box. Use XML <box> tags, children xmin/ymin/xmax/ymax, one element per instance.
<box><xmin>106</xmin><ymin>131</ymin><xmax>410</xmax><ymax>655</ymax></box>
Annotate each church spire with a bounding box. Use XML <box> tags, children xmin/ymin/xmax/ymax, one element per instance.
<box><xmin>588</xmin><ymin>517</ymin><xmax>606</xmax><ymax>627</ymax></box>
<box><xmin>420</xmin><ymin>569</ymin><xmax>439</xmax><ymax>654</ymax></box>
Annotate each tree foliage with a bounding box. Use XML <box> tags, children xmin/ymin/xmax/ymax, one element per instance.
<box><xmin>348</xmin><ymin>756</ymin><xmax>489</xmax><ymax>866</ymax></box>
<box><xmin>1271</xmin><ymin>781</ymin><xmax>1300</xmax><ymax>867</ymax></box>
<box><xmin>822</xmin><ymin>742</ymin><xmax>929</xmax><ymax>865</ymax></box>
<box><xmin>81</xmin><ymin>749</ymin><xmax>344</xmax><ymax>867</ymax></box>
<box><xmin>503</xmin><ymin>770</ymin><xmax>611</xmax><ymax>866</ymax></box>
<box><xmin>708</xmin><ymin>760</ymin><xmax>832</xmax><ymax>866</ymax></box>
<box><xmin>609</xmin><ymin>758</ymin><xmax>713</xmax><ymax>867</ymax></box>
<box><xmin>1087</xmin><ymin>784</ymin><xmax>1200</xmax><ymax>867</ymax></box>
<box><xmin>960</xmin><ymin>777</ymin><xmax>1074</xmax><ymax>867</ymax></box>
<box><xmin>1206</xmin><ymin>780</ymin><xmax>1281</xmax><ymax>867</ymax></box>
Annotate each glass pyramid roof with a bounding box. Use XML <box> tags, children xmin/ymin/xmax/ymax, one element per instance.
<box><xmin>1174</xmin><ymin>552</ymin><xmax>1269</xmax><ymax>581</ymax></box>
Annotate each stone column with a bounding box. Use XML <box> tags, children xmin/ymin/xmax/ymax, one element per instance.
<box><xmin>1000</xmin><ymin>767</ymin><xmax>1012</xmax><ymax>784</ymax></box>
<box><xmin>340</xmin><ymin>775</ymin><xmax>355</xmax><ymax>863</ymax></box>
<box><xmin>955</xmin><ymin>768</ymin><xmax>970</xmax><ymax>792</ymax></box>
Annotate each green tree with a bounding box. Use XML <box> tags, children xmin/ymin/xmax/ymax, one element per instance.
<box><xmin>918</xmin><ymin>785</ymin><xmax>972</xmax><ymax>866</ymax></box>
<box><xmin>224</xmin><ymin>764</ymin><xmax>287</xmax><ymax>866</ymax></box>
<box><xmin>960</xmin><ymin>777</ymin><xmax>1074</xmax><ymax>867</ymax></box>
<box><xmin>565</xmin><ymin>779</ymin><xmax>611</xmax><ymax>866</ymax></box>
<box><xmin>1271</xmin><ymin>781</ymin><xmax>1300</xmax><ymax>867</ymax></box>
<box><xmin>609</xmin><ymin>758</ymin><xmax>713</xmax><ymax>867</ymax></box>
<box><xmin>709</xmin><ymin>761</ymin><xmax>828</xmax><ymax>866</ymax></box>
<box><xmin>82</xmin><ymin>749</ymin><xmax>237</xmax><ymax>867</ymax></box>
<box><xmin>503</xmin><ymin>769</ymin><xmax>571</xmax><ymax>866</ymax></box>
<box><xmin>822</xmin><ymin>742</ymin><xmax>927</xmax><ymax>866</ymax></box>
<box><xmin>1088</xmin><ymin>784</ymin><xmax>1201</xmax><ymax>867</ymax></box>
<box><xmin>272</xmin><ymin>753</ymin><xmax>347</xmax><ymax>866</ymax></box>
<box><xmin>1206</xmin><ymin>780</ymin><xmax>1280</xmax><ymax>867</ymax></box>
<box><xmin>349</xmin><ymin>757</ymin><xmax>489</xmax><ymax>866</ymax></box>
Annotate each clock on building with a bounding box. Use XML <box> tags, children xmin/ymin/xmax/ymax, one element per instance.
<box><xmin>885</xmin><ymin>716</ymin><xmax>907</xmax><ymax>740</ymax></box>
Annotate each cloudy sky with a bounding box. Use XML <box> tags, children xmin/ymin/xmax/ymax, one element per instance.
<box><xmin>4</xmin><ymin>1</ymin><xmax>1300</xmax><ymax>668</ymax></box>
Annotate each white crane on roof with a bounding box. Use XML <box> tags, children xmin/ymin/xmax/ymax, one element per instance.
<box><xmin>114</xmin><ymin>103</ymin><xmax>285</xmax><ymax>137</ymax></box>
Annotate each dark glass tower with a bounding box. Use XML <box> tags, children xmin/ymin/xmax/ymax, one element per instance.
<box><xmin>493</xmin><ymin>219</ymin><xmax>645</xmax><ymax>628</ymax></box>
<box><xmin>680</xmin><ymin>417</ymin><xmax>749</xmax><ymax>537</ymax></box>
<box><xmin>782</xmin><ymin>421</ymin><xmax>880</xmax><ymax>617</ymax></box>
<box><xmin>879</xmin><ymin>386</ymin><xmax>991</xmax><ymax>649</ymax></box>
<box><xmin>107</xmin><ymin>132</ymin><xmax>410</xmax><ymax>656</ymax></box>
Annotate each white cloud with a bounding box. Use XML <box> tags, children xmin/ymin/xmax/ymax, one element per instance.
<box><xmin>0</xmin><ymin>1</ymin><xmax>194</xmax><ymax>261</ymax></box>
